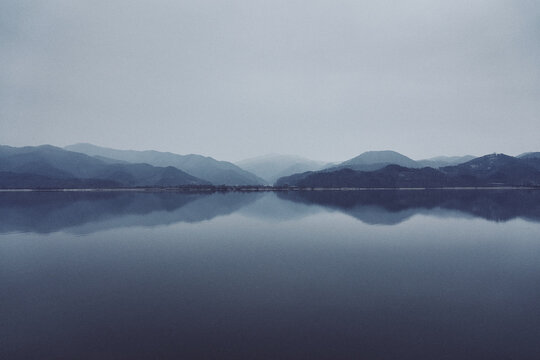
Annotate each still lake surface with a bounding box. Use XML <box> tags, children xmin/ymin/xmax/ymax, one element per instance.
<box><xmin>1</xmin><ymin>190</ymin><xmax>540</xmax><ymax>359</ymax></box>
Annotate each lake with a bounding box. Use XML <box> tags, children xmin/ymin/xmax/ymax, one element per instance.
<box><xmin>1</xmin><ymin>190</ymin><xmax>540</xmax><ymax>359</ymax></box>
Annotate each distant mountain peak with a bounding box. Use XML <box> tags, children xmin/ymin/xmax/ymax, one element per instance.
<box><xmin>335</xmin><ymin>150</ymin><xmax>419</xmax><ymax>171</ymax></box>
<box><xmin>236</xmin><ymin>154</ymin><xmax>328</xmax><ymax>184</ymax></box>
<box><xmin>276</xmin><ymin>152</ymin><xmax>540</xmax><ymax>188</ymax></box>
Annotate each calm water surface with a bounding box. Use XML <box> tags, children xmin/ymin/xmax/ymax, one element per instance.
<box><xmin>1</xmin><ymin>190</ymin><xmax>540</xmax><ymax>359</ymax></box>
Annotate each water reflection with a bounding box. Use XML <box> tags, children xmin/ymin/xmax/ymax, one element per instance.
<box><xmin>277</xmin><ymin>189</ymin><xmax>540</xmax><ymax>224</ymax></box>
<box><xmin>1</xmin><ymin>190</ymin><xmax>540</xmax><ymax>359</ymax></box>
<box><xmin>0</xmin><ymin>190</ymin><xmax>539</xmax><ymax>234</ymax></box>
<box><xmin>0</xmin><ymin>191</ymin><xmax>261</xmax><ymax>234</ymax></box>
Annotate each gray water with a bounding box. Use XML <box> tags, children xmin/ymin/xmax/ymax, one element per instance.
<box><xmin>1</xmin><ymin>190</ymin><xmax>539</xmax><ymax>359</ymax></box>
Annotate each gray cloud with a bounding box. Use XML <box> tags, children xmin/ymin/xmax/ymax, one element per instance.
<box><xmin>1</xmin><ymin>0</ymin><xmax>539</xmax><ymax>161</ymax></box>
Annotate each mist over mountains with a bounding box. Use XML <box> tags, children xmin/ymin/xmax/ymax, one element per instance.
<box><xmin>236</xmin><ymin>154</ymin><xmax>330</xmax><ymax>184</ymax></box>
<box><xmin>0</xmin><ymin>145</ymin><xmax>208</xmax><ymax>188</ymax></box>
<box><xmin>276</xmin><ymin>153</ymin><xmax>540</xmax><ymax>188</ymax></box>
<box><xmin>326</xmin><ymin>150</ymin><xmax>476</xmax><ymax>172</ymax></box>
<box><xmin>236</xmin><ymin>151</ymin><xmax>476</xmax><ymax>184</ymax></box>
<box><xmin>66</xmin><ymin>143</ymin><xmax>265</xmax><ymax>186</ymax></box>
<box><xmin>1</xmin><ymin>144</ymin><xmax>539</xmax><ymax>189</ymax></box>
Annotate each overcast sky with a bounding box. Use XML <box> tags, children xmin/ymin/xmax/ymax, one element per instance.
<box><xmin>1</xmin><ymin>0</ymin><xmax>539</xmax><ymax>162</ymax></box>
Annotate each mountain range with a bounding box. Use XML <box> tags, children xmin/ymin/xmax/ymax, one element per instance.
<box><xmin>65</xmin><ymin>143</ymin><xmax>265</xmax><ymax>185</ymax></box>
<box><xmin>1</xmin><ymin>144</ymin><xmax>539</xmax><ymax>189</ymax></box>
<box><xmin>236</xmin><ymin>151</ymin><xmax>475</xmax><ymax>183</ymax></box>
<box><xmin>326</xmin><ymin>150</ymin><xmax>476</xmax><ymax>172</ymax></box>
<box><xmin>0</xmin><ymin>145</ymin><xmax>209</xmax><ymax>188</ymax></box>
<box><xmin>276</xmin><ymin>153</ymin><xmax>540</xmax><ymax>188</ymax></box>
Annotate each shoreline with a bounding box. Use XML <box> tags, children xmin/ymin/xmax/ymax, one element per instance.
<box><xmin>0</xmin><ymin>186</ymin><xmax>539</xmax><ymax>192</ymax></box>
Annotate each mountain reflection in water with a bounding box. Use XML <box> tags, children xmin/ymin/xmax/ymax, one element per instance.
<box><xmin>277</xmin><ymin>189</ymin><xmax>540</xmax><ymax>224</ymax></box>
<box><xmin>0</xmin><ymin>189</ymin><xmax>539</xmax><ymax>234</ymax></box>
<box><xmin>1</xmin><ymin>190</ymin><xmax>540</xmax><ymax>359</ymax></box>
